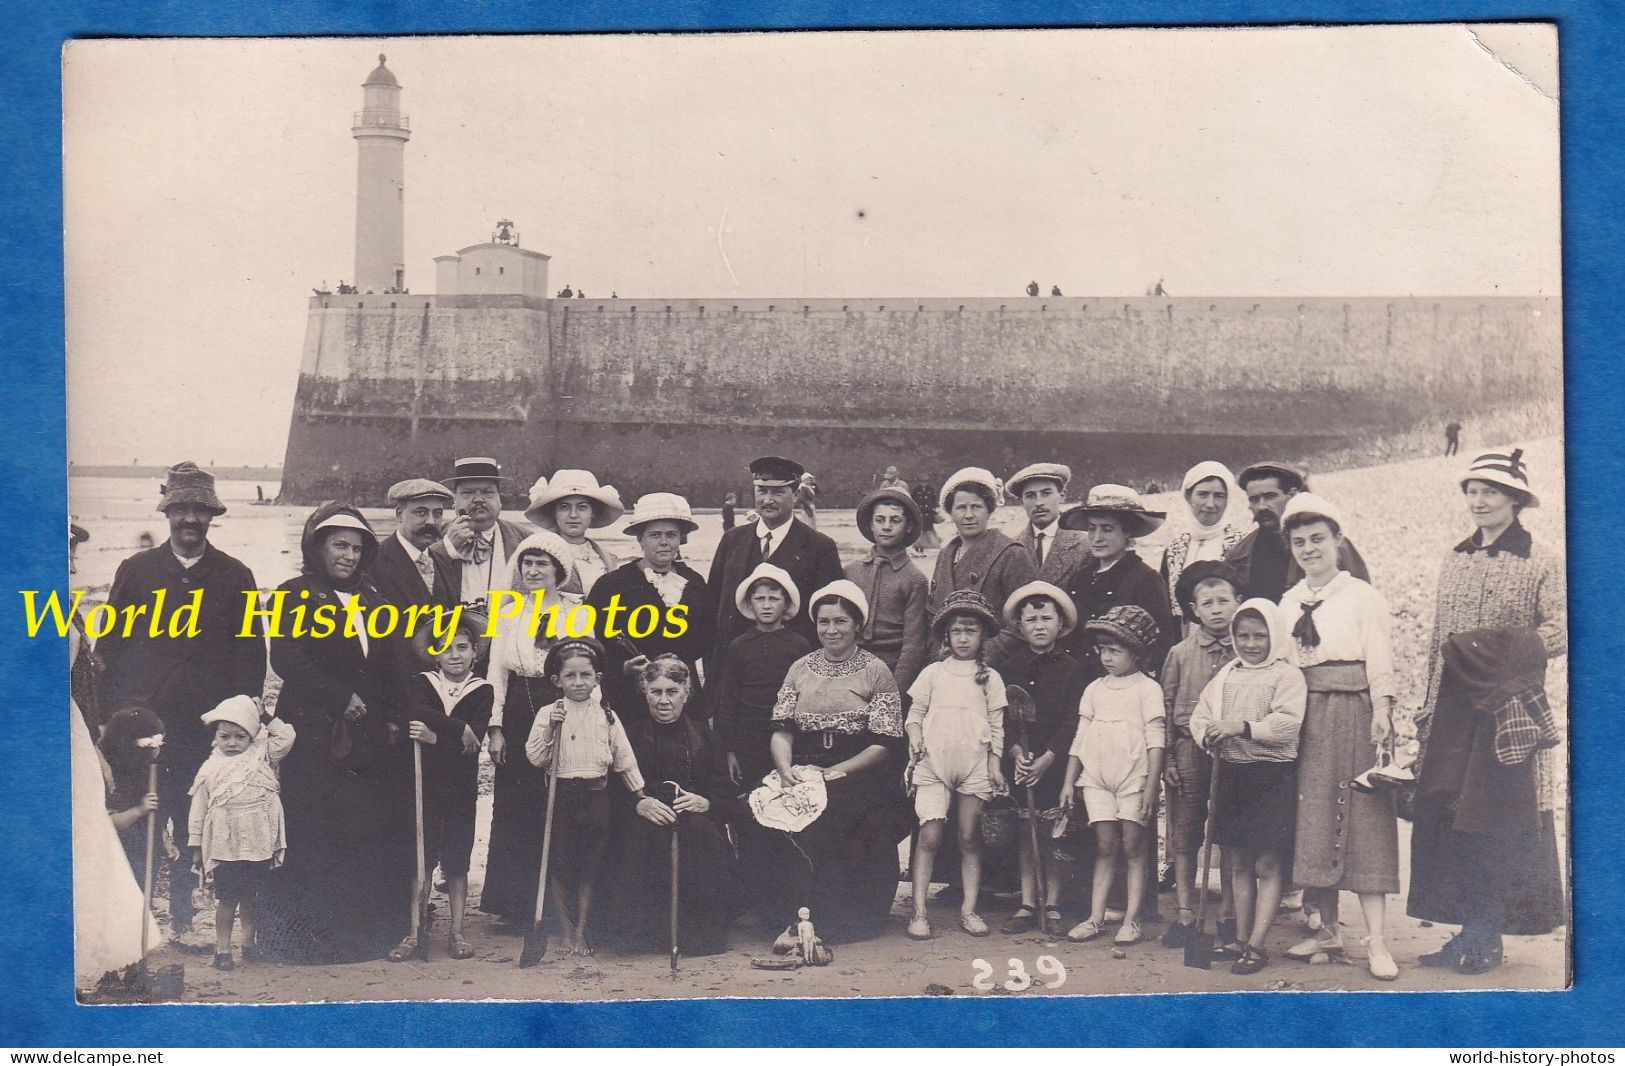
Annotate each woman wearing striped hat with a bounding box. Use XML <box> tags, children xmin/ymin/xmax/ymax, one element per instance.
<box><xmin>1407</xmin><ymin>449</ymin><xmax>1567</xmax><ymax>976</ymax></box>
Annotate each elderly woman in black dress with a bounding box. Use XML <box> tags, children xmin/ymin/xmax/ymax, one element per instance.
<box><xmin>600</xmin><ymin>656</ymin><xmax>739</xmax><ymax>956</ymax></box>
<box><xmin>752</xmin><ymin>580</ymin><xmax>911</xmax><ymax>943</ymax></box>
<box><xmin>1408</xmin><ymin>450</ymin><xmax>1567</xmax><ymax>975</ymax></box>
<box><xmin>258</xmin><ymin>502</ymin><xmax>413</xmax><ymax>963</ymax></box>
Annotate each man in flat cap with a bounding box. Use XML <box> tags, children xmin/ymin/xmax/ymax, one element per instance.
<box><xmin>1224</xmin><ymin>461</ymin><xmax>1370</xmax><ymax>603</ymax></box>
<box><xmin>373</xmin><ymin>478</ymin><xmax>460</xmax><ymax>614</ymax></box>
<box><xmin>437</xmin><ymin>457</ymin><xmax>536</xmax><ymax>612</ymax></box>
<box><xmin>708</xmin><ymin>455</ymin><xmax>844</xmax><ymax>654</ymax></box>
<box><xmin>98</xmin><ymin>461</ymin><xmax>266</xmax><ymax>936</ymax></box>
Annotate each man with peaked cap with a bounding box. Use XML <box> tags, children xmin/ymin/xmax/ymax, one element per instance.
<box><xmin>1224</xmin><ymin>460</ymin><xmax>1369</xmax><ymax>603</ymax></box>
<box><xmin>708</xmin><ymin>455</ymin><xmax>844</xmax><ymax>655</ymax></box>
<box><xmin>436</xmin><ymin>457</ymin><xmax>537</xmax><ymax>611</ymax></box>
<box><xmin>373</xmin><ymin>478</ymin><xmax>460</xmax><ymax>614</ymax></box>
<box><xmin>1008</xmin><ymin>462</ymin><xmax>1090</xmax><ymax>590</ymax></box>
<box><xmin>98</xmin><ymin>461</ymin><xmax>266</xmax><ymax>936</ymax></box>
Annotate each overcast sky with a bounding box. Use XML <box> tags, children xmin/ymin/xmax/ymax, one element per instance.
<box><xmin>63</xmin><ymin>25</ymin><xmax>1559</xmax><ymax>466</ymax></box>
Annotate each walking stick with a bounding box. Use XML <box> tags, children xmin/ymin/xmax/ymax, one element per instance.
<box><xmin>669</xmin><ymin>820</ymin><xmax>681</xmax><ymax>974</ymax></box>
<box><xmin>1185</xmin><ymin>751</ymin><xmax>1225</xmax><ymax>970</ymax></box>
<box><xmin>519</xmin><ymin>731</ymin><xmax>565</xmax><ymax>968</ymax></box>
<box><xmin>410</xmin><ymin>739</ymin><xmax>429</xmax><ymax>960</ymax></box>
<box><xmin>139</xmin><ymin>754</ymin><xmax>160</xmax><ymax>970</ymax></box>
<box><xmin>1005</xmin><ymin>685</ymin><xmax>1049</xmax><ymax>935</ymax></box>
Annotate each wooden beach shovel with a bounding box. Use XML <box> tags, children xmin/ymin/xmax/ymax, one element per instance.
<box><xmin>518</xmin><ymin>736</ymin><xmax>564</xmax><ymax>968</ymax></box>
<box><xmin>1005</xmin><ymin>684</ymin><xmax>1049</xmax><ymax>935</ymax></box>
<box><xmin>139</xmin><ymin>756</ymin><xmax>159</xmax><ymax>971</ymax></box>
<box><xmin>1185</xmin><ymin>751</ymin><xmax>1225</xmax><ymax>970</ymax></box>
<box><xmin>410</xmin><ymin>739</ymin><xmax>430</xmax><ymax>961</ymax></box>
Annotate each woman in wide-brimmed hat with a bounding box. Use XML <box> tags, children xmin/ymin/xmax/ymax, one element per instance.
<box><xmin>928</xmin><ymin>467</ymin><xmax>1038</xmax><ymax>643</ymax></box>
<box><xmin>1407</xmin><ymin>450</ymin><xmax>1567</xmax><ymax>976</ymax></box>
<box><xmin>478</xmin><ymin>530</ymin><xmax>582</xmax><ymax>924</ymax></box>
<box><xmin>1276</xmin><ymin>492</ymin><xmax>1402</xmax><ymax>980</ymax></box>
<box><xmin>1058</xmin><ymin>484</ymin><xmax>1175</xmax><ymax>678</ymax></box>
<box><xmin>258</xmin><ymin>503</ymin><xmax>414</xmax><ymax>964</ymax></box>
<box><xmin>1160</xmin><ymin>462</ymin><xmax>1247</xmax><ymax>628</ymax></box>
<box><xmin>524</xmin><ymin>469</ymin><xmax>624</xmax><ymax>596</ymax></box>
<box><xmin>585</xmin><ymin>493</ymin><xmax>716</xmax><ymax>719</ymax></box>
<box><xmin>752</xmin><ymin>580</ymin><xmax>912</xmax><ymax>942</ymax></box>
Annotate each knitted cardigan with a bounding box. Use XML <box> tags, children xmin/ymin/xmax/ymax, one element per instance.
<box><xmin>1416</xmin><ymin>520</ymin><xmax>1566</xmax><ymax>810</ymax></box>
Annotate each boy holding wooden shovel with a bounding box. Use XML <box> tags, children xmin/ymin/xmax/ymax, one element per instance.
<box><xmin>992</xmin><ymin>582</ymin><xmax>1088</xmax><ymax>935</ymax></box>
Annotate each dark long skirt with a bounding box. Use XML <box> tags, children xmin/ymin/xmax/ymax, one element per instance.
<box><xmin>256</xmin><ymin>737</ymin><xmax>412</xmax><ymax>963</ymax></box>
<box><xmin>601</xmin><ymin>810</ymin><xmax>739</xmax><ymax>956</ymax></box>
<box><xmin>1407</xmin><ymin>795</ymin><xmax>1566</xmax><ymax>936</ymax></box>
<box><xmin>759</xmin><ymin>769</ymin><xmax>912</xmax><ymax>942</ymax></box>
<box><xmin>478</xmin><ymin>674</ymin><xmax>558</xmax><ymax>921</ymax></box>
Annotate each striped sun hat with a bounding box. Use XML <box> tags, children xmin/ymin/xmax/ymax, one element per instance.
<box><xmin>1461</xmin><ymin>448</ymin><xmax>1539</xmax><ymax>508</ymax></box>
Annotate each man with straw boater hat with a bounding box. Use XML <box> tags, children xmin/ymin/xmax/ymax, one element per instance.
<box><xmin>709</xmin><ymin>456</ymin><xmax>844</xmax><ymax>654</ymax></box>
<box><xmin>437</xmin><ymin>457</ymin><xmax>536</xmax><ymax>612</ymax></box>
<box><xmin>98</xmin><ymin>461</ymin><xmax>267</xmax><ymax>938</ymax></box>
<box><xmin>1224</xmin><ymin>460</ymin><xmax>1370</xmax><ymax>604</ymax></box>
<box><xmin>1008</xmin><ymin>461</ymin><xmax>1090</xmax><ymax>590</ymax></box>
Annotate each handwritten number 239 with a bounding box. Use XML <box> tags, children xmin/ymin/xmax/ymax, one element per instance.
<box><xmin>971</xmin><ymin>956</ymin><xmax>1067</xmax><ymax>991</ymax></box>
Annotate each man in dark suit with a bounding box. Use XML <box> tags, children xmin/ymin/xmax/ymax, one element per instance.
<box><xmin>708</xmin><ymin>455</ymin><xmax>844</xmax><ymax>655</ymax></box>
<box><xmin>372</xmin><ymin>478</ymin><xmax>460</xmax><ymax>613</ymax></box>
<box><xmin>436</xmin><ymin>457</ymin><xmax>537</xmax><ymax>613</ymax></box>
<box><xmin>98</xmin><ymin>462</ymin><xmax>266</xmax><ymax>935</ymax></box>
<box><xmin>1224</xmin><ymin>460</ymin><xmax>1371</xmax><ymax>603</ymax></box>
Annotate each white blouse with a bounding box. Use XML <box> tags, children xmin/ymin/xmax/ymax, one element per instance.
<box><xmin>1278</xmin><ymin>571</ymin><xmax>1397</xmax><ymax>703</ymax></box>
<box><xmin>487</xmin><ymin>593</ymin><xmax>576</xmax><ymax>728</ymax></box>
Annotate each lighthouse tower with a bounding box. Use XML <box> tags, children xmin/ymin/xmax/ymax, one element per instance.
<box><xmin>352</xmin><ymin>55</ymin><xmax>410</xmax><ymax>293</ymax></box>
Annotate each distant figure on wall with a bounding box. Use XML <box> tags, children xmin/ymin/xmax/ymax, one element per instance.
<box><xmin>1151</xmin><ymin>279</ymin><xmax>1168</xmax><ymax>297</ymax></box>
<box><xmin>1445</xmin><ymin>421</ymin><xmax>1462</xmax><ymax>456</ymax></box>
<box><xmin>1026</xmin><ymin>280</ymin><xmax>1041</xmax><ymax>297</ymax></box>
<box><xmin>721</xmin><ymin>492</ymin><xmax>737</xmax><ymax>530</ymax></box>
<box><xmin>559</xmin><ymin>284</ymin><xmax>574</xmax><ymax>298</ymax></box>
<box><xmin>1051</xmin><ymin>285</ymin><xmax>1063</xmax><ymax>297</ymax></box>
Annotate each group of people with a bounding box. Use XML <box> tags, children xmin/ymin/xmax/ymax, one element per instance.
<box><xmin>79</xmin><ymin>442</ymin><xmax>1565</xmax><ymax>984</ymax></box>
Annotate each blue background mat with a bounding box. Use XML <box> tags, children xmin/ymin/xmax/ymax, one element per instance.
<box><xmin>2</xmin><ymin>0</ymin><xmax>1619</xmax><ymax>1047</ymax></box>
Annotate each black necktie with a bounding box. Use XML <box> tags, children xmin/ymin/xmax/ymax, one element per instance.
<box><xmin>760</xmin><ymin>531</ymin><xmax>772</xmax><ymax>560</ymax></box>
<box><xmin>1034</xmin><ymin>530</ymin><xmax>1047</xmax><ymax>567</ymax></box>
<box><xmin>1293</xmin><ymin>601</ymin><xmax>1323</xmax><ymax>649</ymax></box>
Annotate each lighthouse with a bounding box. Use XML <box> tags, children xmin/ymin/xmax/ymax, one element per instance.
<box><xmin>352</xmin><ymin>55</ymin><xmax>410</xmax><ymax>293</ymax></box>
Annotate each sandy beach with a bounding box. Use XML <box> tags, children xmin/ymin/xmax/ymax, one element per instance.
<box><xmin>68</xmin><ymin>439</ymin><xmax>1569</xmax><ymax>1002</ymax></box>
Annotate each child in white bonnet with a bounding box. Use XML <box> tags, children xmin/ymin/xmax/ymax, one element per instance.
<box><xmin>188</xmin><ymin>694</ymin><xmax>294</xmax><ymax>971</ymax></box>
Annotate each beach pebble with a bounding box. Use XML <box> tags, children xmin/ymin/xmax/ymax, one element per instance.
<box><xmin>1109</xmin><ymin>947</ymin><xmax>1127</xmax><ymax>960</ymax></box>
<box><xmin>1309</xmin><ymin>952</ymin><xmax>1331</xmax><ymax>965</ymax></box>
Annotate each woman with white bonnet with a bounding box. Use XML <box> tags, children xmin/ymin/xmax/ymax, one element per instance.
<box><xmin>478</xmin><ymin>529</ymin><xmax>581</xmax><ymax>925</ymax></box>
<box><xmin>1160</xmin><ymin>461</ymin><xmax>1247</xmax><ymax>627</ymax></box>
<box><xmin>524</xmin><ymin>469</ymin><xmax>625</xmax><ymax>595</ymax></box>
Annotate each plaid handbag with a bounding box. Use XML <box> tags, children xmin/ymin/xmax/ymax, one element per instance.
<box><xmin>1482</xmin><ymin>682</ymin><xmax>1559</xmax><ymax>767</ymax></box>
